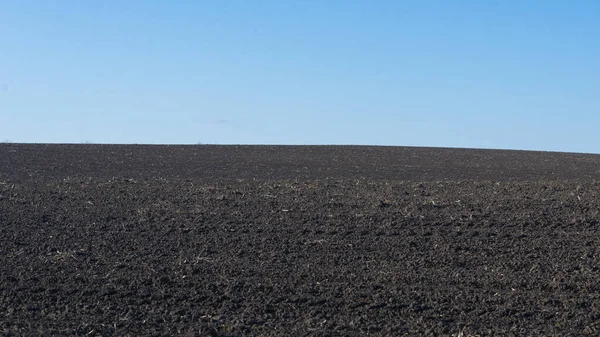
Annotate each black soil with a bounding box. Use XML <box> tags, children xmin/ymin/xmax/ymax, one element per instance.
<box><xmin>2</xmin><ymin>144</ymin><xmax>600</xmax><ymax>336</ymax></box>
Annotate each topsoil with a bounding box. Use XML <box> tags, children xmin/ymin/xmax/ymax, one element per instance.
<box><xmin>2</xmin><ymin>144</ymin><xmax>600</xmax><ymax>336</ymax></box>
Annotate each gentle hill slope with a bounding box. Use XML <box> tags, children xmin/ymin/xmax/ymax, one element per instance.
<box><xmin>2</xmin><ymin>144</ymin><xmax>600</xmax><ymax>181</ymax></box>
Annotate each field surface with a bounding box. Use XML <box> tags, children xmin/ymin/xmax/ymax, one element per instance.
<box><xmin>2</xmin><ymin>144</ymin><xmax>600</xmax><ymax>336</ymax></box>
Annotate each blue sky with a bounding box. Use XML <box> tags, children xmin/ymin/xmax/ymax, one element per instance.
<box><xmin>1</xmin><ymin>1</ymin><xmax>599</xmax><ymax>153</ymax></box>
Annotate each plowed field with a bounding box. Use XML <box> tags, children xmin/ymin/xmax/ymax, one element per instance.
<box><xmin>2</xmin><ymin>144</ymin><xmax>600</xmax><ymax>336</ymax></box>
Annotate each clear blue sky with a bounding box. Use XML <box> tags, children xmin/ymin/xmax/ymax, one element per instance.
<box><xmin>1</xmin><ymin>1</ymin><xmax>599</xmax><ymax>153</ymax></box>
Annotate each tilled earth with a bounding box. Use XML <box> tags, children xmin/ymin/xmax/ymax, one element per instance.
<box><xmin>2</xmin><ymin>144</ymin><xmax>600</xmax><ymax>336</ymax></box>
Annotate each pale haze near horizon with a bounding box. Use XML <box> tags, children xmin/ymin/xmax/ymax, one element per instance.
<box><xmin>1</xmin><ymin>1</ymin><xmax>599</xmax><ymax>153</ymax></box>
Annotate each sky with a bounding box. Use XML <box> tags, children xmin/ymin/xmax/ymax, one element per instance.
<box><xmin>1</xmin><ymin>1</ymin><xmax>599</xmax><ymax>153</ymax></box>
